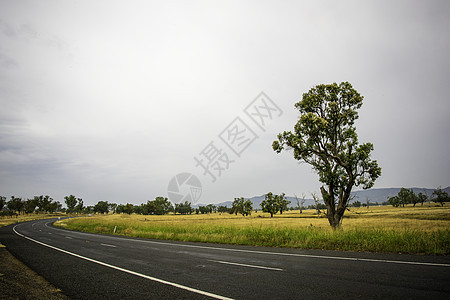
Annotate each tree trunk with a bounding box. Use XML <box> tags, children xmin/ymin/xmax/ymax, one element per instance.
<box><xmin>321</xmin><ymin>186</ymin><xmax>346</xmax><ymax>230</ymax></box>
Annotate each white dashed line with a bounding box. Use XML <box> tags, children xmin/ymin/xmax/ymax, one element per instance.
<box><xmin>209</xmin><ymin>260</ymin><xmax>283</xmax><ymax>271</ymax></box>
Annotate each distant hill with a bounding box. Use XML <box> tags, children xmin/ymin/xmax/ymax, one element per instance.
<box><xmin>196</xmin><ymin>187</ymin><xmax>449</xmax><ymax>208</ymax></box>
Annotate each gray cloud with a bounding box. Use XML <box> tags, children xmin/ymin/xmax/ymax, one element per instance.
<box><xmin>0</xmin><ymin>0</ymin><xmax>449</xmax><ymax>206</ymax></box>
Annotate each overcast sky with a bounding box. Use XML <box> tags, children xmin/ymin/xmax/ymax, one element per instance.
<box><xmin>1</xmin><ymin>0</ymin><xmax>449</xmax><ymax>206</ymax></box>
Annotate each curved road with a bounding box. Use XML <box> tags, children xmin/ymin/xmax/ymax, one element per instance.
<box><xmin>0</xmin><ymin>219</ymin><xmax>449</xmax><ymax>299</ymax></box>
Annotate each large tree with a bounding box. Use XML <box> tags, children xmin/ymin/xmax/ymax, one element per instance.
<box><xmin>273</xmin><ymin>82</ymin><xmax>381</xmax><ymax>229</ymax></box>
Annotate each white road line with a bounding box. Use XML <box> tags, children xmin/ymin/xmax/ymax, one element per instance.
<box><xmin>125</xmin><ymin>238</ymin><xmax>450</xmax><ymax>268</ymax></box>
<box><xmin>47</xmin><ymin>220</ymin><xmax>450</xmax><ymax>268</ymax></box>
<box><xmin>209</xmin><ymin>260</ymin><xmax>283</xmax><ymax>271</ymax></box>
<box><xmin>65</xmin><ymin>237</ymin><xmax>72</xmax><ymax>239</ymax></box>
<box><xmin>13</xmin><ymin>225</ymin><xmax>233</xmax><ymax>300</ymax></box>
<box><xmin>101</xmin><ymin>243</ymin><xmax>117</xmax><ymax>248</ymax></box>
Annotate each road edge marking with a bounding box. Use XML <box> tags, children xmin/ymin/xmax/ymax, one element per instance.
<box><xmin>12</xmin><ymin>224</ymin><xmax>233</xmax><ymax>300</ymax></box>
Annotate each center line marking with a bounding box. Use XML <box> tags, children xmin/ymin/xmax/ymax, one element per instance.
<box><xmin>65</xmin><ymin>237</ymin><xmax>72</xmax><ymax>239</ymax></box>
<box><xmin>101</xmin><ymin>243</ymin><xmax>117</xmax><ymax>248</ymax></box>
<box><xmin>209</xmin><ymin>260</ymin><xmax>283</xmax><ymax>271</ymax></box>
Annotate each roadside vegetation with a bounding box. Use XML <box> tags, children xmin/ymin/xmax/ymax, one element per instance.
<box><xmin>55</xmin><ymin>205</ymin><xmax>450</xmax><ymax>255</ymax></box>
<box><xmin>0</xmin><ymin>213</ymin><xmax>65</xmax><ymax>228</ymax></box>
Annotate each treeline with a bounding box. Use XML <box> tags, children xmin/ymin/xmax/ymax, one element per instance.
<box><xmin>0</xmin><ymin>195</ymin><xmax>63</xmax><ymax>217</ymax></box>
<box><xmin>3</xmin><ymin>188</ymin><xmax>446</xmax><ymax>218</ymax></box>
<box><xmin>384</xmin><ymin>187</ymin><xmax>448</xmax><ymax>207</ymax></box>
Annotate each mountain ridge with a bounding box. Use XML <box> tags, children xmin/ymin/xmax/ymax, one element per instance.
<box><xmin>196</xmin><ymin>186</ymin><xmax>450</xmax><ymax>208</ymax></box>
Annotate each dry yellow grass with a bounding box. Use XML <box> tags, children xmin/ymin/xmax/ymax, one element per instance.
<box><xmin>0</xmin><ymin>213</ymin><xmax>65</xmax><ymax>228</ymax></box>
<box><xmin>56</xmin><ymin>205</ymin><xmax>450</xmax><ymax>255</ymax></box>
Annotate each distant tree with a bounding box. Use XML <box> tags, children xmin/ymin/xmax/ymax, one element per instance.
<box><xmin>36</xmin><ymin>195</ymin><xmax>52</xmax><ymax>213</ymax></box>
<box><xmin>277</xmin><ymin>193</ymin><xmax>290</xmax><ymax>214</ymax></box>
<box><xmin>295</xmin><ymin>194</ymin><xmax>306</xmax><ymax>214</ymax></box>
<box><xmin>153</xmin><ymin>197</ymin><xmax>173</xmax><ymax>214</ymax></box>
<box><xmin>198</xmin><ymin>206</ymin><xmax>208</xmax><ymax>214</ymax></box>
<box><xmin>0</xmin><ymin>196</ymin><xmax>6</xmax><ymax>211</ymax></box>
<box><xmin>261</xmin><ymin>192</ymin><xmax>279</xmax><ymax>218</ymax></box>
<box><xmin>47</xmin><ymin>201</ymin><xmax>60</xmax><ymax>213</ymax></box>
<box><xmin>24</xmin><ymin>198</ymin><xmax>38</xmax><ymax>214</ymax></box>
<box><xmin>232</xmin><ymin>198</ymin><xmax>242</xmax><ymax>215</ymax></box>
<box><xmin>143</xmin><ymin>197</ymin><xmax>173</xmax><ymax>215</ymax></box>
<box><xmin>387</xmin><ymin>195</ymin><xmax>400</xmax><ymax>207</ymax></box>
<box><xmin>175</xmin><ymin>201</ymin><xmax>193</xmax><ymax>214</ymax></box>
<box><xmin>432</xmin><ymin>187</ymin><xmax>449</xmax><ymax>207</ymax></box>
<box><xmin>311</xmin><ymin>193</ymin><xmax>322</xmax><ymax>215</ymax></box>
<box><xmin>273</xmin><ymin>82</ymin><xmax>381</xmax><ymax>229</ymax></box>
<box><xmin>7</xmin><ymin>196</ymin><xmax>24</xmax><ymax>214</ymax></box>
<box><xmin>352</xmin><ymin>200</ymin><xmax>362</xmax><ymax>208</ymax></box>
<box><xmin>243</xmin><ymin>199</ymin><xmax>253</xmax><ymax>216</ymax></box>
<box><xmin>409</xmin><ymin>193</ymin><xmax>419</xmax><ymax>207</ymax></box>
<box><xmin>206</xmin><ymin>204</ymin><xmax>216</xmax><ymax>213</ymax></box>
<box><xmin>397</xmin><ymin>188</ymin><xmax>416</xmax><ymax>207</ymax></box>
<box><xmin>75</xmin><ymin>198</ymin><xmax>84</xmax><ymax>214</ymax></box>
<box><xmin>388</xmin><ymin>188</ymin><xmax>417</xmax><ymax>207</ymax></box>
<box><xmin>134</xmin><ymin>205</ymin><xmax>144</xmax><ymax>215</ymax></box>
<box><xmin>94</xmin><ymin>201</ymin><xmax>109</xmax><ymax>214</ymax></box>
<box><xmin>217</xmin><ymin>205</ymin><xmax>229</xmax><ymax>213</ymax></box>
<box><xmin>417</xmin><ymin>192</ymin><xmax>428</xmax><ymax>206</ymax></box>
<box><xmin>123</xmin><ymin>203</ymin><xmax>134</xmax><ymax>214</ymax></box>
<box><xmin>232</xmin><ymin>197</ymin><xmax>253</xmax><ymax>216</ymax></box>
<box><xmin>64</xmin><ymin>195</ymin><xmax>78</xmax><ymax>213</ymax></box>
<box><xmin>109</xmin><ymin>203</ymin><xmax>118</xmax><ymax>214</ymax></box>
<box><xmin>116</xmin><ymin>204</ymin><xmax>126</xmax><ymax>214</ymax></box>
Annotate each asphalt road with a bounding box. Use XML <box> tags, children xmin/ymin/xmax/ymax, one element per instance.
<box><xmin>0</xmin><ymin>219</ymin><xmax>449</xmax><ymax>299</ymax></box>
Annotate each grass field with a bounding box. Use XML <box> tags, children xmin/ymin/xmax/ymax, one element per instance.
<box><xmin>55</xmin><ymin>205</ymin><xmax>450</xmax><ymax>255</ymax></box>
<box><xmin>0</xmin><ymin>213</ymin><xmax>65</xmax><ymax>229</ymax></box>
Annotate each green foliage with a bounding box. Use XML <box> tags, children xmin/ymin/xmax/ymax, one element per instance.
<box><xmin>260</xmin><ymin>192</ymin><xmax>287</xmax><ymax>217</ymax></box>
<box><xmin>352</xmin><ymin>200</ymin><xmax>362</xmax><ymax>208</ymax></box>
<box><xmin>75</xmin><ymin>198</ymin><xmax>84</xmax><ymax>213</ymax></box>
<box><xmin>273</xmin><ymin>82</ymin><xmax>381</xmax><ymax>228</ymax></box>
<box><xmin>35</xmin><ymin>195</ymin><xmax>52</xmax><ymax>213</ymax></box>
<box><xmin>432</xmin><ymin>188</ymin><xmax>449</xmax><ymax>207</ymax></box>
<box><xmin>387</xmin><ymin>195</ymin><xmax>400</xmax><ymax>207</ymax></box>
<box><xmin>94</xmin><ymin>201</ymin><xmax>109</xmax><ymax>214</ymax></box>
<box><xmin>217</xmin><ymin>205</ymin><xmax>230</xmax><ymax>213</ymax></box>
<box><xmin>417</xmin><ymin>192</ymin><xmax>428</xmax><ymax>206</ymax></box>
<box><xmin>7</xmin><ymin>196</ymin><xmax>24</xmax><ymax>214</ymax></box>
<box><xmin>0</xmin><ymin>196</ymin><xmax>5</xmax><ymax>211</ymax></box>
<box><xmin>64</xmin><ymin>195</ymin><xmax>78</xmax><ymax>213</ymax></box>
<box><xmin>24</xmin><ymin>198</ymin><xmax>38</xmax><ymax>214</ymax></box>
<box><xmin>278</xmin><ymin>194</ymin><xmax>290</xmax><ymax>214</ymax></box>
<box><xmin>142</xmin><ymin>197</ymin><xmax>173</xmax><ymax>215</ymax></box>
<box><xmin>231</xmin><ymin>197</ymin><xmax>253</xmax><ymax>216</ymax></box>
<box><xmin>388</xmin><ymin>188</ymin><xmax>418</xmax><ymax>207</ymax></box>
<box><xmin>175</xmin><ymin>201</ymin><xmax>193</xmax><ymax>214</ymax></box>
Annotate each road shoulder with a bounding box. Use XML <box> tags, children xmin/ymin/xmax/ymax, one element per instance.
<box><xmin>0</xmin><ymin>243</ymin><xmax>70</xmax><ymax>299</ymax></box>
